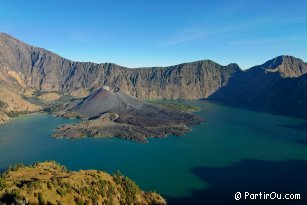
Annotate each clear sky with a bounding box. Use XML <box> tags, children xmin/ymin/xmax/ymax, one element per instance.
<box><xmin>1</xmin><ymin>0</ymin><xmax>306</xmax><ymax>69</ymax></box>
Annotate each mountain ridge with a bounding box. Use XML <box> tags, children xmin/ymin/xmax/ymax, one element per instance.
<box><xmin>249</xmin><ymin>55</ymin><xmax>307</xmax><ymax>78</ymax></box>
<box><xmin>209</xmin><ymin>56</ymin><xmax>307</xmax><ymax>117</ymax></box>
<box><xmin>1</xmin><ymin>32</ymin><xmax>306</xmax><ymax>71</ymax></box>
<box><xmin>0</xmin><ymin>32</ymin><xmax>239</xmax><ymax>69</ymax></box>
<box><xmin>0</xmin><ymin>32</ymin><xmax>307</xmax><ymax>118</ymax></box>
<box><xmin>0</xmin><ymin>32</ymin><xmax>241</xmax><ymax>99</ymax></box>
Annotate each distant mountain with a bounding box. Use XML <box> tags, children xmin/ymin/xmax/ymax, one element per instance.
<box><xmin>0</xmin><ymin>32</ymin><xmax>306</xmax><ymax>118</ymax></box>
<box><xmin>209</xmin><ymin>56</ymin><xmax>307</xmax><ymax>118</ymax></box>
<box><xmin>255</xmin><ymin>55</ymin><xmax>307</xmax><ymax>77</ymax></box>
<box><xmin>0</xmin><ymin>32</ymin><xmax>240</xmax><ymax>99</ymax></box>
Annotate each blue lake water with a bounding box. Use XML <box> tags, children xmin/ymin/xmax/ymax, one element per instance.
<box><xmin>0</xmin><ymin>101</ymin><xmax>306</xmax><ymax>204</ymax></box>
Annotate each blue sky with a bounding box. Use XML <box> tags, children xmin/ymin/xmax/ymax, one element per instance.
<box><xmin>1</xmin><ymin>0</ymin><xmax>306</xmax><ymax>69</ymax></box>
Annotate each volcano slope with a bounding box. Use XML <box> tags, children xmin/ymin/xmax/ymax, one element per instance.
<box><xmin>53</xmin><ymin>86</ymin><xmax>202</xmax><ymax>143</ymax></box>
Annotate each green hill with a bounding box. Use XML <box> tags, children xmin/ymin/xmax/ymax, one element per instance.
<box><xmin>0</xmin><ymin>161</ymin><xmax>166</xmax><ymax>205</ymax></box>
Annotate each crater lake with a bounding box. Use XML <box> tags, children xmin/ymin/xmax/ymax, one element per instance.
<box><xmin>0</xmin><ymin>101</ymin><xmax>306</xmax><ymax>204</ymax></box>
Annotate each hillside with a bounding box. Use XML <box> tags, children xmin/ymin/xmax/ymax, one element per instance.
<box><xmin>0</xmin><ymin>161</ymin><xmax>166</xmax><ymax>205</ymax></box>
<box><xmin>0</xmin><ymin>83</ymin><xmax>41</xmax><ymax>123</ymax></box>
<box><xmin>209</xmin><ymin>56</ymin><xmax>307</xmax><ymax>118</ymax></box>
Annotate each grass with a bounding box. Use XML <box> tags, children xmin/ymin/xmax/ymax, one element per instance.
<box><xmin>0</xmin><ymin>161</ymin><xmax>166</xmax><ymax>205</ymax></box>
<box><xmin>146</xmin><ymin>99</ymin><xmax>200</xmax><ymax>112</ymax></box>
<box><xmin>0</xmin><ymin>176</ymin><xmax>5</xmax><ymax>190</ymax></box>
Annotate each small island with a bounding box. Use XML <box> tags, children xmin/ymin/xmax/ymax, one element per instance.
<box><xmin>52</xmin><ymin>86</ymin><xmax>202</xmax><ymax>143</ymax></box>
<box><xmin>0</xmin><ymin>161</ymin><xmax>166</xmax><ymax>205</ymax></box>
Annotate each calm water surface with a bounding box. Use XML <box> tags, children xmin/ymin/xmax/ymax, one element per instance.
<box><xmin>0</xmin><ymin>101</ymin><xmax>306</xmax><ymax>204</ymax></box>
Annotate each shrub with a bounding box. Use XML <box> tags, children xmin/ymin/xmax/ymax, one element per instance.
<box><xmin>27</xmin><ymin>181</ymin><xmax>40</xmax><ymax>190</ymax></box>
<box><xmin>56</xmin><ymin>188</ymin><xmax>66</xmax><ymax>197</ymax></box>
<box><xmin>74</xmin><ymin>197</ymin><xmax>86</xmax><ymax>205</ymax></box>
<box><xmin>0</xmin><ymin>189</ymin><xmax>27</xmax><ymax>205</ymax></box>
<box><xmin>8</xmin><ymin>163</ymin><xmax>25</xmax><ymax>172</ymax></box>
<box><xmin>0</xmin><ymin>177</ymin><xmax>5</xmax><ymax>190</ymax></box>
<box><xmin>0</xmin><ymin>101</ymin><xmax>8</xmax><ymax>110</ymax></box>
<box><xmin>38</xmin><ymin>192</ymin><xmax>46</xmax><ymax>205</ymax></box>
<box><xmin>47</xmin><ymin>181</ymin><xmax>52</xmax><ymax>189</ymax></box>
<box><xmin>56</xmin><ymin>200</ymin><xmax>63</xmax><ymax>205</ymax></box>
<box><xmin>112</xmin><ymin>170</ymin><xmax>122</xmax><ymax>184</ymax></box>
<box><xmin>90</xmin><ymin>194</ymin><xmax>98</xmax><ymax>205</ymax></box>
<box><xmin>47</xmin><ymin>201</ymin><xmax>54</xmax><ymax>205</ymax></box>
<box><xmin>107</xmin><ymin>186</ymin><xmax>115</xmax><ymax>197</ymax></box>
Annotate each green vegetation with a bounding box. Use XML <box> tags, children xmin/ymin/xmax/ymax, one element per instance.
<box><xmin>5</xmin><ymin>110</ymin><xmax>30</xmax><ymax>118</ymax></box>
<box><xmin>0</xmin><ymin>189</ymin><xmax>27</xmax><ymax>204</ymax></box>
<box><xmin>56</xmin><ymin>187</ymin><xmax>66</xmax><ymax>197</ymax></box>
<box><xmin>0</xmin><ymin>100</ymin><xmax>8</xmax><ymax>110</ymax></box>
<box><xmin>113</xmin><ymin>170</ymin><xmax>145</xmax><ymax>204</ymax></box>
<box><xmin>146</xmin><ymin>99</ymin><xmax>200</xmax><ymax>112</ymax></box>
<box><xmin>37</xmin><ymin>192</ymin><xmax>45</xmax><ymax>205</ymax></box>
<box><xmin>0</xmin><ymin>176</ymin><xmax>5</xmax><ymax>190</ymax></box>
<box><xmin>42</xmin><ymin>95</ymin><xmax>76</xmax><ymax>113</ymax></box>
<box><xmin>46</xmin><ymin>181</ymin><xmax>52</xmax><ymax>190</ymax></box>
<box><xmin>74</xmin><ymin>197</ymin><xmax>86</xmax><ymax>205</ymax></box>
<box><xmin>7</xmin><ymin>163</ymin><xmax>25</xmax><ymax>172</ymax></box>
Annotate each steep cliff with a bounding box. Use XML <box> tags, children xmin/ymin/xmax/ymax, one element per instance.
<box><xmin>0</xmin><ymin>32</ymin><xmax>240</xmax><ymax>99</ymax></box>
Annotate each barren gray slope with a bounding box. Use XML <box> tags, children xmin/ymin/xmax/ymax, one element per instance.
<box><xmin>72</xmin><ymin>86</ymin><xmax>144</xmax><ymax>118</ymax></box>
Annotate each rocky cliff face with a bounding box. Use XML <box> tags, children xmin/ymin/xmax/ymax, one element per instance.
<box><xmin>257</xmin><ymin>55</ymin><xmax>307</xmax><ymax>78</ymax></box>
<box><xmin>0</xmin><ymin>32</ymin><xmax>240</xmax><ymax>99</ymax></box>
